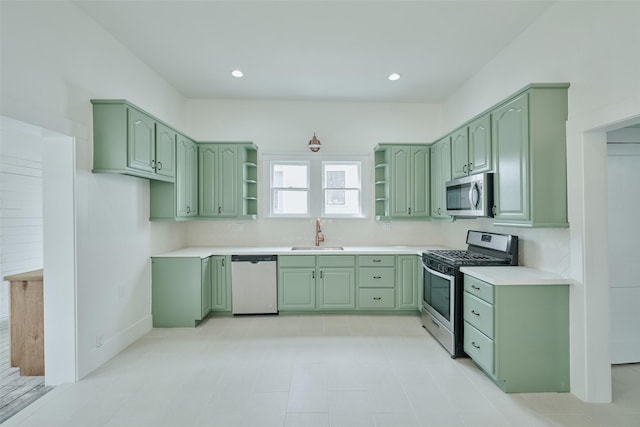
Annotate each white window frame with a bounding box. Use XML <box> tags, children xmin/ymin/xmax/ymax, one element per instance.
<box><xmin>269</xmin><ymin>160</ymin><xmax>311</xmax><ymax>218</ymax></box>
<box><xmin>263</xmin><ymin>153</ymin><xmax>370</xmax><ymax>219</ymax></box>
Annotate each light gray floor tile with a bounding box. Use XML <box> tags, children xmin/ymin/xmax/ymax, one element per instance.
<box><xmin>1</xmin><ymin>314</ymin><xmax>638</xmax><ymax>427</ymax></box>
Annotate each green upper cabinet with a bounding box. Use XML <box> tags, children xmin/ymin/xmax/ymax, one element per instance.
<box><xmin>241</xmin><ymin>146</ymin><xmax>259</xmax><ymax>219</ymax></box>
<box><xmin>199</xmin><ymin>144</ymin><xmax>240</xmax><ymax>218</ymax></box>
<box><xmin>92</xmin><ymin>100</ymin><xmax>176</xmax><ymax>182</ymax></box>
<box><xmin>451</xmin><ymin>113</ymin><xmax>492</xmax><ymax>179</ymax></box>
<box><xmin>491</xmin><ymin>85</ymin><xmax>569</xmax><ymax>227</ymax></box>
<box><xmin>376</xmin><ymin>144</ymin><xmax>430</xmax><ymax>219</ymax></box>
<box><xmin>154</xmin><ymin>123</ymin><xmax>177</xmax><ymax>179</ymax></box>
<box><xmin>430</xmin><ymin>136</ymin><xmax>452</xmax><ymax>220</ymax></box>
<box><xmin>176</xmin><ymin>135</ymin><xmax>198</xmax><ymax>218</ymax></box>
<box><xmin>149</xmin><ymin>133</ymin><xmax>198</xmax><ymax>221</ymax></box>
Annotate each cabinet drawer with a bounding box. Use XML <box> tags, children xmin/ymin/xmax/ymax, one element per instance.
<box><xmin>463</xmin><ymin>291</ymin><xmax>494</xmax><ymax>339</ymax></box>
<box><xmin>464</xmin><ymin>322</ymin><xmax>494</xmax><ymax>376</ymax></box>
<box><xmin>358</xmin><ymin>288</ymin><xmax>395</xmax><ymax>309</ymax></box>
<box><xmin>318</xmin><ymin>255</ymin><xmax>356</xmax><ymax>268</ymax></box>
<box><xmin>359</xmin><ymin>267</ymin><xmax>395</xmax><ymax>288</ymax></box>
<box><xmin>358</xmin><ymin>255</ymin><xmax>395</xmax><ymax>267</ymax></box>
<box><xmin>279</xmin><ymin>255</ymin><xmax>316</xmax><ymax>268</ymax></box>
<box><xmin>464</xmin><ymin>275</ymin><xmax>494</xmax><ymax>304</ymax></box>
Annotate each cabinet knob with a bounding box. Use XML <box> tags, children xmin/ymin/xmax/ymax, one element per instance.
<box><xmin>373</xmin><ymin>259</ymin><xmax>381</xmax><ymax>263</ymax></box>
<box><xmin>373</xmin><ymin>297</ymin><xmax>381</xmax><ymax>301</ymax></box>
<box><xmin>468</xmin><ymin>162</ymin><xmax>473</xmax><ymax>172</ymax></box>
<box><xmin>157</xmin><ymin>161</ymin><xmax>162</xmax><ymax>171</ymax></box>
<box><xmin>218</xmin><ymin>206</ymin><xmax>222</xmax><ymax>214</ymax></box>
<box><xmin>471</xmin><ymin>310</ymin><xmax>480</xmax><ymax>316</ymax></box>
<box><xmin>151</xmin><ymin>159</ymin><xmax>156</xmax><ymax>168</ymax></box>
<box><xmin>471</xmin><ymin>285</ymin><xmax>481</xmax><ymax>290</ymax></box>
<box><xmin>438</xmin><ymin>208</ymin><xmax>441</xmax><ymax>215</ymax></box>
<box><xmin>408</xmin><ymin>207</ymin><xmax>412</xmax><ymax>215</ymax></box>
<box><xmin>373</xmin><ymin>276</ymin><xmax>382</xmax><ymax>279</ymax></box>
<box><xmin>471</xmin><ymin>341</ymin><xmax>480</xmax><ymax>349</ymax></box>
<box><xmin>492</xmin><ymin>205</ymin><xmax>497</xmax><ymax>216</ymax></box>
<box><xmin>186</xmin><ymin>206</ymin><xmax>190</xmax><ymax>214</ymax></box>
<box><xmin>463</xmin><ymin>164</ymin><xmax>467</xmax><ymax>174</ymax></box>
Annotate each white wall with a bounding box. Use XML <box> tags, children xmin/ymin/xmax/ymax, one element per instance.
<box><xmin>0</xmin><ymin>1</ymin><xmax>188</xmax><ymax>381</ymax></box>
<box><xmin>185</xmin><ymin>99</ymin><xmax>446</xmax><ymax>247</ymax></box>
<box><xmin>0</xmin><ymin>117</ymin><xmax>44</xmax><ymax>319</ymax></box>
<box><xmin>440</xmin><ymin>1</ymin><xmax>640</xmax><ymax>402</ymax></box>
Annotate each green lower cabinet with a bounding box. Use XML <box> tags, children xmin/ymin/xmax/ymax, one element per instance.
<box><xmin>211</xmin><ymin>256</ymin><xmax>231</xmax><ymax>312</ymax></box>
<box><xmin>151</xmin><ymin>257</ymin><xmax>211</xmax><ymax>327</ymax></box>
<box><xmin>278</xmin><ymin>268</ymin><xmax>316</xmax><ymax>311</ymax></box>
<box><xmin>317</xmin><ymin>268</ymin><xmax>355</xmax><ymax>309</ymax></box>
<box><xmin>463</xmin><ymin>274</ymin><xmax>570</xmax><ymax>393</ymax></box>
<box><xmin>201</xmin><ymin>257</ymin><xmax>212</xmax><ymax>318</ymax></box>
<box><xmin>395</xmin><ymin>255</ymin><xmax>420</xmax><ymax>309</ymax></box>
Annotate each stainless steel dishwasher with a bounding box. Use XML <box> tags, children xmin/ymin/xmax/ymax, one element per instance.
<box><xmin>231</xmin><ymin>255</ymin><xmax>278</xmax><ymax>314</ymax></box>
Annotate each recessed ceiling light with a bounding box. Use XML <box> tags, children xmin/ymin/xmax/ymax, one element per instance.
<box><xmin>388</xmin><ymin>73</ymin><xmax>401</xmax><ymax>81</ymax></box>
<box><xmin>231</xmin><ymin>69</ymin><xmax>244</xmax><ymax>78</ymax></box>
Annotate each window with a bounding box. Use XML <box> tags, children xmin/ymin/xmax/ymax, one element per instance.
<box><xmin>271</xmin><ymin>161</ymin><xmax>309</xmax><ymax>215</ymax></box>
<box><xmin>265</xmin><ymin>154</ymin><xmax>369</xmax><ymax>218</ymax></box>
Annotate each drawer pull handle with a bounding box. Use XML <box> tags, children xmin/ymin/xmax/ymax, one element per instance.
<box><xmin>373</xmin><ymin>276</ymin><xmax>382</xmax><ymax>279</ymax></box>
<box><xmin>373</xmin><ymin>259</ymin><xmax>381</xmax><ymax>263</ymax></box>
<box><xmin>373</xmin><ymin>297</ymin><xmax>382</xmax><ymax>301</ymax></box>
<box><xmin>471</xmin><ymin>285</ymin><xmax>480</xmax><ymax>290</ymax></box>
<box><xmin>471</xmin><ymin>310</ymin><xmax>480</xmax><ymax>316</ymax></box>
<box><xmin>471</xmin><ymin>341</ymin><xmax>480</xmax><ymax>349</ymax></box>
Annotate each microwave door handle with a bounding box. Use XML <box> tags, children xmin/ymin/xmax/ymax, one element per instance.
<box><xmin>469</xmin><ymin>182</ymin><xmax>480</xmax><ymax>208</ymax></box>
<box><xmin>424</xmin><ymin>264</ymin><xmax>453</xmax><ymax>281</ymax></box>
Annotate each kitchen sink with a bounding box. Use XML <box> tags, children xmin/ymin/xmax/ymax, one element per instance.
<box><xmin>291</xmin><ymin>246</ymin><xmax>344</xmax><ymax>251</ymax></box>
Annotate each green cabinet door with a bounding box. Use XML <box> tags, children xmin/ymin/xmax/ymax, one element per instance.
<box><xmin>176</xmin><ymin>135</ymin><xmax>198</xmax><ymax>217</ymax></box>
<box><xmin>278</xmin><ymin>268</ymin><xmax>316</xmax><ymax>310</ymax></box>
<box><xmin>388</xmin><ymin>145</ymin><xmax>430</xmax><ymax>218</ymax></box>
<box><xmin>451</xmin><ymin>127</ymin><xmax>469</xmax><ymax>179</ymax></box>
<box><xmin>430</xmin><ymin>137</ymin><xmax>451</xmax><ymax>219</ymax></box>
<box><xmin>151</xmin><ymin>257</ymin><xmax>209</xmax><ymax>327</ymax></box>
<box><xmin>390</xmin><ymin>146</ymin><xmax>411</xmax><ymax>217</ymax></box>
<box><xmin>199</xmin><ymin>144</ymin><xmax>240</xmax><ymax>218</ymax></box>
<box><xmin>211</xmin><ymin>256</ymin><xmax>231</xmax><ymax>312</ymax></box>
<box><xmin>492</xmin><ymin>85</ymin><xmax>569</xmax><ymax>228</ymax></box>
<box><xmin>492</xmin><ymin>93</ymin><xmax>530</xmax><ymax>223</ymax></box>
<box><xmin>468</xmin><ymin>113</ymin><xmax>492</xmax><ymax>175</ymax></box>
<box><xmin>396</xmin><ymin>255</ymin><xmax>419</xmax><ymax>309</ymax></box>
<box><xmin>201</xmin><ymin>257</ymin><xmax>212</xmax><ymax>318</ymax></box>
<box><xmin>317</xmin><ymin>268</ymin><xmax>356</xmax><ymax>309</ymax></box>
<box><xmin>127</xmin><ymin>107</ymin><xmax>156</xmax><ymax>174</ymax></box>
<box><xmin>154</xmin><ymin>123</ymin><xmax>176</xmax><ymax>179</ymax></box>
<box><xmin>451</xmin><ymin>113</ymin><xmax>491</xmax><ymax>179</ymax></box>
<box><xmin>218</xmin><ymin>145</ymin><xmax>240</xmax><ymax>217</ymax></box>
<box><xmin>411</xmin><ymin>146</ymin><xmax>430</xmax><ymax>217</ymax></box>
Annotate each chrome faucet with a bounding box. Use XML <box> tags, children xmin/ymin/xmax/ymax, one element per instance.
<box><xmin>315</xmin><ymin>218</ymin><xmax>325</xmax><ymax>246</ymax></box>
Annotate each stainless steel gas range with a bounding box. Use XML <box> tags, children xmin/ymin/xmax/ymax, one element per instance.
<box><xmin>421</xmin><ymin>230</ymin><xmax>519</xmax><ymax>358</ymax></box>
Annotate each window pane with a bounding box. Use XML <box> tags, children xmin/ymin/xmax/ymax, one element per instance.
<box><xmin>323</xmin><ymin>163</ymin><xmax>360</xmax><ymax>188</ymax></box>
<box><xmin>324</xmin><ymin>189</ymin><xmax>360</xmax><ymax>215</ymax></box>
<box><xmin>273</xmin><ymin>163</ymin><xmax>308</xmax><ymax>188</ymax></box>
<box><xmin>273</xmin><ymin>190</ymin><xmax>308</xmax><ymax>215</ymax></box>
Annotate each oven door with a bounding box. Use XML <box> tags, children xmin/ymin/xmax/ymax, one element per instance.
<box><xmin>422</xmin><ymin>262</ymin><xmax>455</xmax><ymax>333</ymax></box>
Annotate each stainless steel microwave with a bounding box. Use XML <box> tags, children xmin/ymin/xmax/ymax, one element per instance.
<box><xmin>445</xmin><ymin>173</ymin><xmax>494</xmax><ymax>217</ymax></box>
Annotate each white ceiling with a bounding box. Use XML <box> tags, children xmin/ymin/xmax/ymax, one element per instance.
<box><xmin>74</xmin><ymin>0</ymin><xmax>555</xmax><ymax>103</ymax></box>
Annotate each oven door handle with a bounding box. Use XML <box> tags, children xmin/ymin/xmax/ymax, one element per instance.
<box><xmin>423</xmin><ymin>264</ymin><xmax>453</xmax><ymax>281</ymax></box>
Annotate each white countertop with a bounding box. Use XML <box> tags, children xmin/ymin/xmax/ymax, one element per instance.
<box><xmin>460</xmin><ymin>266</ymin><xmax>573</xmax><ymax>286</ymax></box>
<box><xmin>153</xmin><ymin>245</ymin><xmax>445</xmax><ymax>258</ymax></box>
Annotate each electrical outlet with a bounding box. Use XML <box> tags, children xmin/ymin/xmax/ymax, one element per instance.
<box><xmin>96</xmin><ymin>335</ymin><xmax>104</xmax><ymax>348</ymax></box>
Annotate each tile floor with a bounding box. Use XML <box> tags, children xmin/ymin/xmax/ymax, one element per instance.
<box><xmin>3</xmin><ymin>314</ymin><xmax>640</xmax><ymax>427</ymax></box>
